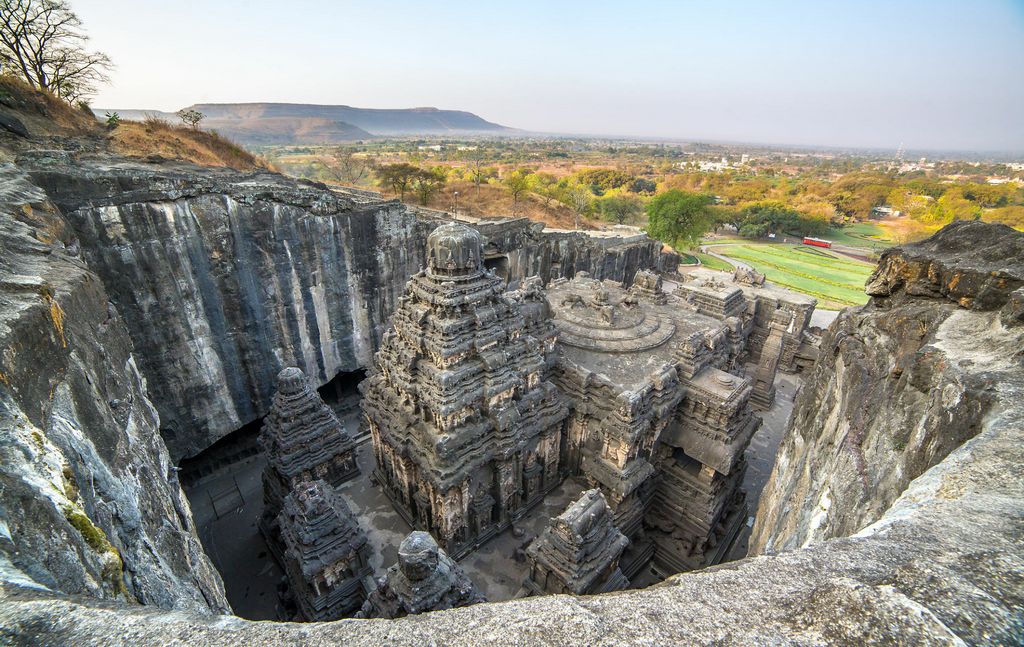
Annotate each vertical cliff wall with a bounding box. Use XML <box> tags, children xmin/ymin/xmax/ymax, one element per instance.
<box><xmin>27</xmin><ymin>161</ymin><xmax>424</xmax><ymax>459</ymax></box>
<box><xmin>0</xmin><ymin>164</ymin><xmax>228</xmax><ymax>612</ymax></box>
<box><xmin>27</xmin><ymin>160</ymin><xmax>672</xmax><ymax>460</ymax></box>
<box><xmin>750</xmin><ymin>221</ymin><xmax>1024</xmax><ymax>554</ymax></box>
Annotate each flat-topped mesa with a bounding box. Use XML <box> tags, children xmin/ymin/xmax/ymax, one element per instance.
<box><xmin>524</xmin><ymin>489</ymin><xmax>630</xmax><ymax>596</ymax></box>
<box><xmin>356</xmin><ymin>531</ymin><xmax>484</xmax><ymax>619</ymax></box>
<box><xmin>260</xmin><ymin>367</ymin><xmax>359</xmax><ymax>556</ymax></box>
<box><xmin>277</xmin><ymin>480</ymin><xmax>371</xmax><ymax>621</ymax></box>
<box><xmin>362</xmin><ymin>222</ymin><xmax>568</xmax><ymax>558</ymax></box>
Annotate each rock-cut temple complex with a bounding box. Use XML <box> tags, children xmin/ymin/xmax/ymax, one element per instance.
<box><xmin>362</xmin><ymin>221</ymin><xmax>818</xmax><ymax>584</ymax></box>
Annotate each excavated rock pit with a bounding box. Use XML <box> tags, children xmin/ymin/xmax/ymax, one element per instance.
<box><xmin>2</xmin><ymin>123</ymin><xmax>1021</xmax><ymax>645</ymax></box>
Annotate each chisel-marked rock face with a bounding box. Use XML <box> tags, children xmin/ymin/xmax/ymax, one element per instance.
<box><xmin>0</xmin><ymin>164</ymin><xmax>228</xmax><ymax>614</ymax></box>
<box><xmin>751</xmin><ymin>221</ymin><xmax>1024</xmax><ymax>554</ymax></box>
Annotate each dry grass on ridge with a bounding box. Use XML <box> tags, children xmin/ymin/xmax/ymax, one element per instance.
<box><xmin>110</xmin><ymin>117</ymin><xmax>274</xmax><ymax>171</ymax></box>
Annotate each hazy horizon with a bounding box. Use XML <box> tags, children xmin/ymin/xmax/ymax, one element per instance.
<box><xmin>77</xmin><ymin>0</ymin><xmax>1024</xmax><ymax>153</ymax></box>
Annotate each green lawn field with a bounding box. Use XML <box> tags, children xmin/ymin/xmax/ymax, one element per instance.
<box><xmin>713</xmin><ymin>243</ymin><xmax>875</xmax><ymax>309</ymax></box>
<box><xmin>823</xmin><ymin>222</ymin><xmax>893</xmax><ymax>249</ymax></box>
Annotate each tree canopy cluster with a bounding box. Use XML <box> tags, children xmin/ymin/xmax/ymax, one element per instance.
<box><xmin>0</xmin><ymin>0</ymin><xmax>111</xmax><ymax>102</ymax></box>
<box><xmin>376</xmin><ymin>163</ymin><xmax>449</xmax><ymax>205</ymax></box>
<box><xmin>283</xmin><ymin>139</ymin><xmax>1024</xmax><ymax>242</ymax></box>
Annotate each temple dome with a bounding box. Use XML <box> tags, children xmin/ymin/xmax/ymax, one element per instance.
<box><xmin>275</xmin><ymin>366</ymin><xmax>308</xmax><ymax>394</ymax></box>
<box><xmin>398</xmin><ymin>531</ymin><xmax>440</xmax><ymax>581</ymax></box>
<box><xmin>427</xmin><ymin>222</ymin><xmax>483</xmax><ymax>277</ymax></box>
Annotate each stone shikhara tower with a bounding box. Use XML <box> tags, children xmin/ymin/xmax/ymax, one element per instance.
<box><xmin>361</xmin><ymin>222</ymin><xmax>568</xmax><ymax>558</ymax></box>
<box><xmin>277</xmin><ymin>479</ymin><xmax>372</xmax><ymax>621</ymax></box>
<box><xmin>524</xmin><ymin>489</ymin><xmax>630</xmax><ymax>596</ymax></box>
<box><xmin>260</xmin><ymin>367</ymin><xmax>359</xmax><ymax>556</ymax></box>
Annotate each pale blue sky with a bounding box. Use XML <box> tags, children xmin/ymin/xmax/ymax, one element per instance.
<box><xmin>77</xmin><ymin>0</ymin><xmax>1024</xmax><ymax>151</ymax></box>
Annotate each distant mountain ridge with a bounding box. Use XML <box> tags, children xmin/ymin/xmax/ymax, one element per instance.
<box><xmin>96</xmin><ymin>102</ymin><xmax>513</xmax><ymax>145</ymax></box>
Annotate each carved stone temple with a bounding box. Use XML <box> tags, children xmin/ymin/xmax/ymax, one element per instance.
<box><xmin>356</xmin><ymin>531</ymin><xmax>485</xmax><ymax>618</ymax></box>
<box><xmin>546</xmin><ymin>271</ymin><xmax>760</xmax><ymax>575</ymax></box>
<box><xmin>260</xmin><ymin>367</ymin><xmax>359</xmax><ymax>556</ymax></box>
<box><xmin>363</xmin><ymin>226</ymin><xmax>818</xmax><ymax>581</ymax></box>
<box><xmin>360</xmin><ymin>222</ymin><xmax>569</xmax><ymax>558</ymax></box>
<box><xmin>277</xmin><ymin>479</ymin><xmax>372</xmax><ymax>621</ymax></box>
<box><xmin>523</xmin><ymin>489</ymin><xmax>629</xmax><ymax>596</ymax></box>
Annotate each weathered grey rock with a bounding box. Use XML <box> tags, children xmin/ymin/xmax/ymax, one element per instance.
<box><xmin>0</xmin><ymin>163</ymin><xmax>228</xmax><ymax>613</ymax></box>
<box><xmin>751</xmin><ymin>221</ymin><xmax>1024</xmax><ymax>552</ymax></box>
<box><xmin>23</xmin><ymin>158</ymin><xmax>673</xmax><ymax>460</ymax></box>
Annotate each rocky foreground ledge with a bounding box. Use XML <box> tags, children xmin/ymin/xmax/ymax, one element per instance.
<box><xmin>2</xmin><ymin>222</ymin><xmax>1021</xmax><ymax>644</ymax></box>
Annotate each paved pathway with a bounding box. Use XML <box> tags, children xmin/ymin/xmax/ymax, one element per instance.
<box><xmin>698</xmin><ymin>243</ymin><xmax>752</xmax><ymax>270</ymax></box>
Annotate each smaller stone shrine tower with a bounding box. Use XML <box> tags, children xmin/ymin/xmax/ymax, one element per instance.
<box><xmin>523</xmin><ymin>489</ymin><xmax>630</xmax><ymax>596</ymax></box>
<box><xmin>260</xmin><ymin>367</ymin><xmax>359</xmax><ymax>556</ymax></box>
<box><xmin>356</xmin><ymin>531</ymin><xmax>485</xmax><ymax>618</ymax></box>
<box><xmin>278</xmin><ymin>480</ymin><xmax>372</xmax><ymax>621</ymax></box>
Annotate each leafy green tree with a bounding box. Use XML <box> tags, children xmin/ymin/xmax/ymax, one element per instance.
<box><xmin>961</xmin><ymin>183</ymin><xmax>1014</xmax><ymax>208</ymax></box>
<box><xmin>376</xmin><ymin>163</ymin><xmax>420</xmax><ymax>200</ymax></box>
<box><xmin>503</xmin><ymin>168</ymin><xmax>533</xmax><ymax>214</ymax></box>
<box><xmin>720</xmin><ymin>177</ymin><xmax>771</xmax><ymax>204</ymax></box>
<box><xmin>925</xmin><ymin>188</ymin><xmax>982</xmax><ymax>224</ymax></box>
<box><xmin>573</xmin><ymin>168</ymin><xmax>635</xmax><ymax>193</ymax></box>
<box><xmin>411</xmin><ymin>167</ymin><xmax>447</xmax><ymax>206</ymax></box>
<box><xmin>628</xmin><ymin>178</ymin><xmax>657</xmax><ymax>194</ymax></box>
<box><xmin>530</xmin><ymin>172</ymin><xmax>561</xmax><ymax>207</ymax></box>
<box><xmin>598</xmin><ymin>194</ymin><xmax>643</xmax><ymax>225</ymax></box>
<box><xmin>645</xmin><ymin>190</ymin><xmax>714</xmax><ymax>250</ymax></box>
<box><xmin>709</xmin><ymin>205</ymin><xmax>746</xmax><ymax>233</ymax></box>
<box><xmin>737</xmin><ymin>200</ymin><xmax>827</xmax><ymax>238</ymax></box>
<box><xmin>983</xmin><ymin>205</ymin><xmax>1024</xmax><ymax>228</ymax></box>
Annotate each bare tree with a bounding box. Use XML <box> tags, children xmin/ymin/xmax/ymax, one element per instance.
<box><xmin>468</xmin><ymin>155</ymin><xmax>486</xmax><ymax>197</ymax></box>
<box><xmin>178</xmin><ymin>109</ymin><xmax>204</xmax><ymax>130</ymax></box>
<box><xmin>0</xmin><ymin>0</ymin><xmax>112</xmax><ymax>102</ymax></box>
<box><xmin>332</xmin><ymin>149</ymin><xmax>369</xmax><ymax>184</ymax></box>
<box><xmin>568</xmin><ymin>185</ymin><xmax>592</xmax><ymax>231</ymax></box>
